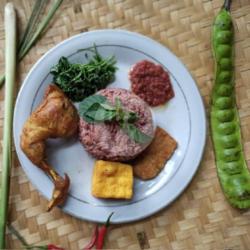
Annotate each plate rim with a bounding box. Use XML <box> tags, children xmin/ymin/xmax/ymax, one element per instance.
<box><xmin>13</xmin><ymin>29</ymin><xmax>207</xmax><ymax>223</ymax></box>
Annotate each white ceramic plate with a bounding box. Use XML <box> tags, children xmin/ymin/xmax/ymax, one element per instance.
<box><xmin>13</xmin><ymin>30</ymin><xmax>206</xmax><ymax>223</ymax></box>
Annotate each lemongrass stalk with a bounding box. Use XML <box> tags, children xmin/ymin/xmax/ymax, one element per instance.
<box><xmin>0</xmin><ymin>0</ymin><xmax>63</xmax><ymax>88</ymax></box>
<box><xmin>0</xmin><ymin>75</ymin><xmax>5</xmax><ymax>85</ymax></box>
<box><xmin>7</xmin><ymin>224</ymin><xmax>29</xmax><ymax>247</ymax></box>
<box><xmin>18</xmin><ymin>0</ymin><xmax>63</xmax><ymax>60</ymax></box>
<box><xmin>18</xmin><ymin>0</ymin><xmax>48</xmax><ymax>51</ymax></box>
<box><xmin>0</xmin><ymin>3</ymin><xmax>17</xmax><ymax>248</ymax></box>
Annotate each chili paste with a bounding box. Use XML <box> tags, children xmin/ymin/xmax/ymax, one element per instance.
<box><xmin>129</xmin><ymin>60</ymin><xmax>174</xmax><ymax>106</ymax></box>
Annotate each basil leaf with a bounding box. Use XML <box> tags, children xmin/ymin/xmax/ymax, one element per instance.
<box><xmin>81</xmin><ymin>103</ymin><xmax>101</xmax><ymax>123</ymax></box>
<box><xmin>79</xmin><ymin>94</ymin><xmax>107</xmax><ymax>117</ymax></box>
<box><xmin>100</xmin><ymin>103</ymin><xmax>116</xmax><ymax>111</ymax></box>
<box><xmin>79</xmin><ymin>95</ymin><xmax>150</xmax><ymax>144</ymax></box>
<box><xmin>115</xmin><ymin>97</ymin><xmax>122</xmax><ymax>110</ymax></box>
<box><xmin>121</xmin><ymin>123</ymin><xmax>152</xmax><ymax>144</ymax></box>
<box><xmin>125</xmin><ymin>112</ymin><xmax>138</xmax><ymax>123</ymax></box>
<box><xmin>85</xmin><ymin>103</ymin><xmax>116</xmax><ymax>122</ymax></box>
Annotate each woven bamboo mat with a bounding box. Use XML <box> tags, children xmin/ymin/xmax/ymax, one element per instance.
<box><xmin>1</xmin><ymin>0</ymin><xmax>250</xmax><ymax>249</ymax></box>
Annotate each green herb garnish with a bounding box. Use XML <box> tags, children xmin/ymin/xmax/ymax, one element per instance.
<box><xmin>50</xmin><ymin>46</ymin><xmax>117</xmax><ymax>102</ymax></box>
<box><xmin>120</xmin><ymin>123</ymin><xmax>153</xmax><ymax>145</ymax></box>
<box><xmin>79</xmin><ymin>95</ymin><xmax>152</xmax><ymax>144</ymax></box>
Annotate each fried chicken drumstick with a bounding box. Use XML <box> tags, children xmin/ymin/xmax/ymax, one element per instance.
<box><xmin>20</xmin><ymin>85</ymin><xmax>79</xmax><ymax>211</ymax></box>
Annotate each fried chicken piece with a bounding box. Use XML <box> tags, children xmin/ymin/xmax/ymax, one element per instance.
<box><xmin>20</xmin><ymin>84</ymin><xmax>79</xmax><ymax>211</ymax></box>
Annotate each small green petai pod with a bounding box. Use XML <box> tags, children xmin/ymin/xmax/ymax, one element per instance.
<box><xmin>211</xmin><ymin>0</ymin><xmax>250</xmax><ymax>208</ymax></box>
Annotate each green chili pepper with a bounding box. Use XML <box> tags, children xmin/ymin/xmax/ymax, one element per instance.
<box><xmin>211</xmin><ymin>0</ymin><xmax>250</xmax><ymax>208</ymax></box>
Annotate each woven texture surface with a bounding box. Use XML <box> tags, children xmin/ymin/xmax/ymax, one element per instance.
<box><xmin>1</xmin><ymin>0</ymin><xmax>250</xmax><ymax>249</ymax></box>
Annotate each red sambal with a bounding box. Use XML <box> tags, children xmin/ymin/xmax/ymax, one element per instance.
<box><xmin>129</xmin><ymin>60</ymin><xmax>174</xmax><ymax>107</ymax></box>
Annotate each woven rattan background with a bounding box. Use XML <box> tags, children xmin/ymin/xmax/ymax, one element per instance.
<box><xmin>1</xmin><ymin>0</ymin><xmax>250</xmax><ymax>249</ymax></box>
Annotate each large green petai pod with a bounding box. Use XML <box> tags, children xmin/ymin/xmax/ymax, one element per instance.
<box><xmin>211</xmin><ymin>0</ymin><xmax>250</xmax><ymax>208</ymax></box>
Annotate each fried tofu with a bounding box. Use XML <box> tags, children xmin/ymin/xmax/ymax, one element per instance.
<box><xmin>132</xmin><ymin>126</ymin><xmax>177</xmax><ymax>180</ymax></box>
<box><xmin>92</xmin><ymin>160</ymin><xmax>133</xmax><ymax>199</ymax></box>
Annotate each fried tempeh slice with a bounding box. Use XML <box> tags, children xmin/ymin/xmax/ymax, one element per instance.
<box><xmin>132</xmin><ymin>126</ymin><xmax>177</xmax><ymax>180</ymax></box>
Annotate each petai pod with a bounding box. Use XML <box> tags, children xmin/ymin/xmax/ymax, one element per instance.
<box><xmin>211</xmin><ymin>0</ymin><xmax>250</xmax><ymax>208</ymax></box>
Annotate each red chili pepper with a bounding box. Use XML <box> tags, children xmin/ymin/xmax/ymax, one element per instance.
<box><xmin>82</xmin><ymin>212</ymin><xmax>114</xmax><ymax>250</ymax></box>
<box><xmin>47</xmin><ymin>244</ymin><xmax>65</xmax><ymax>250</ymax></box>
<box><xmin>96</xmin><ymin>212</ymin><xmax>114</xmax><ymax>250</ymax></box>
<box><xmin>83</xmin><ymin>225</ymin><xmax>99</xmax><ymax>250</ymax></box>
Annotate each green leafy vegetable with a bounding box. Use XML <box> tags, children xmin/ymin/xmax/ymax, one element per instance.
<box><xmin>50</xmin><ymin>47</ymin><xmax>117</xmax><ymax>102</ymax></box>
<box><xmin>79</xmin><ymin>95</ymin><xmax>152</xmax><ymax>144</ymax></box>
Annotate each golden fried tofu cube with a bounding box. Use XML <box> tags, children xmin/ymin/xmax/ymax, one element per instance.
<box><xmin>92</xmin><ymin>160</ymin><xmax>133</xmax><ymax>199</ymax></box>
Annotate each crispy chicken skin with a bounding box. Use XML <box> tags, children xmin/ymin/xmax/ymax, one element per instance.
<box><xmin>20</xmin><ymin>84</ymin><xmax>79</xmax><ymax>211</ymax></box>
